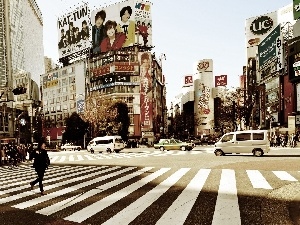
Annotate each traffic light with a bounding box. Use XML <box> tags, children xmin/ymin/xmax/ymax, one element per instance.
<box><xmin>12</xmin><ymin>87</ymin><xmax>27</xmax><ymax>95</ymax></box>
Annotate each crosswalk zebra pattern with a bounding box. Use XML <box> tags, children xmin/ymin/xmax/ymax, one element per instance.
<box><xmin>0</xmin><ymin>165</ymin><xmax>298</xmax><ymax>224</ymax></box>
<box><xmin>48</xmin><ymin>150</ymin><xmax>213</xmax><ymax>163</ymax></box>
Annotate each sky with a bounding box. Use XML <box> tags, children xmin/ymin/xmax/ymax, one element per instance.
<box><xmin>35</xmin><ymin>0</ymin><xmax>292</xmax><ymax>105</ymax></box>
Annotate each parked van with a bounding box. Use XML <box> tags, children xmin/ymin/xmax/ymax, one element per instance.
<box><xmin>214</xmin><ymin>130</ymin><xmax>270</xmax><ymax>157</ymax></box>
<box><xmin>87</xmin><ymin>136</ymin><xmax>125</xmax><ymax>153</ymax></box>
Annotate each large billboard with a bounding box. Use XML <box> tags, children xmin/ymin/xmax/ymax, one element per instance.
<box><xmin>57</xmin><ymin>3</ymin><xmax>90</xmax><ymax>58</ymax></box>
<box><xmin>245</xmin><ymin>11</ymin><xmax>278</xmax><ymax>48</ymax></box>
<box><xmin>258</xmin><ymin>25</ymin><xmax>283</xmax><ymax>70</ymax></box>
<box><xmin>294</xmin><ymin>0</ymin><xmax>300</xmax><ymax>20</ymax></box>
<box><xmin>91</xmin><ymin>0</ymin><xmax>152</xmax><ymax>54</ymax></box>
<box><xmin>139</xmin><ymin>52</ymin><xmax>152</xmax><ymax>130</ymax></box>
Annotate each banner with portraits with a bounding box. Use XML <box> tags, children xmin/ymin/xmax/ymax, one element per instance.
<box><xmin>91</xmin><ymin>0</ymin><xmax>152</xmax><ymax>54</ymax></box>
<box><xmin>57</xmin><ymin>3</ymin><xmax>91</xmax><ymax>58</ymax></box>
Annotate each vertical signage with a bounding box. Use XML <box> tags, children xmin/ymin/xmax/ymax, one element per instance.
<box><xmin>139</xmin><ymin>52</ymin><xmax>152</xmax><ymax>129</ymax></box>
<box><xmin>294</xmin><ymin>0</ymin><xmax>300</xmax><ymax>20</ymax></box>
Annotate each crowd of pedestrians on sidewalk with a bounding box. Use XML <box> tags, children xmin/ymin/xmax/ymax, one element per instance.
<box><xmin>270</xmin><ymin>133</ymin><xmax>298</xmax><ymax>148</ymax></box>
<box><xmin>0</xmin><ymin>142</ymin><xmax>34</xmax><ymax>167</ymax></box>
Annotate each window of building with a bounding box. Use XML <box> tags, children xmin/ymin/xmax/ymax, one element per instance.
<box><xmin>62</xmin><ymin>78</ymin><xmax>67</xmax><ymax>86</ymax></box>
<box><xmin>56</xmin><ymin>105</ymin><xmax>61</xmax><ymax>112</ymax></box>
<box><xmin>70</xmin><ymin>94</ymin><xmax>75</xmax><ymax>100</ymax></box>
<box><xmin>70</xmin><ymin>102</ymin><xmax>76</xmax><ymax>110</ymax></box>
<box><xmin>63</xmin><ymin>96</ymin><xmax>68</xmax><ymax>101</ymax></box>
<box><xmin>68</xmin><ymin>67</ymin><xmax>74</xmax><ymax>74</ymax></box>
<box><xmin>62</xmin><ymin>69</ymin><xmax>67</xmax><ymax>75</ymax></box>
<box><xmin>129</xmin><ymin>114</ymin><xmax>134</xmax><ymax>125</ymax></box>
<box><xmin>62</xmin><ymin>87</ymin><xmax>67</xmax><ymax>93</ymax></box>
<box><xmin>128</xmin><ymin>106</ymin><xmax>133</xmax><ymax>114</ymax></box>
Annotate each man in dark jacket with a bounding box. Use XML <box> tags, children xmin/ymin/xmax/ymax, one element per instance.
<box><xmin>30</xmin><ymin>140</ymin><xmax>50</xmax><ymax>195</ymax></box>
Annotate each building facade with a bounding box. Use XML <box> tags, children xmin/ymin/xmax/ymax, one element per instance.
<box><xmin>40</xmin><ymin>60</ymin><xmax>86</xmax><ymax>144</ymax></box>
<box><xmin>0</xmin><ymin>0</ymin><xmax>44</xmax><ymax>140</ymax></box>
<box><xmin>87</xmin><ymin>48</ymin><xmax>166</xmax><ymax>144</ymax></box>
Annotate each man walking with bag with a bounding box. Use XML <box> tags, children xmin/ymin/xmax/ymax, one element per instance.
<box><xmin>30</xmin><ymin>140</ymin><xmax>50</xmax><ymax>195</ymax></box>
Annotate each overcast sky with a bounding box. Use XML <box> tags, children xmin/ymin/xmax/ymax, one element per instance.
<box><xmin>36</xmin><ymin>0</ymin><xmax>292</xmax><ymax>105</ymax></box>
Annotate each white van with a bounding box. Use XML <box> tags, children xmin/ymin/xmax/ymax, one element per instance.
<box><xmin>214</xmin><ymin>130</ymin><xmax>270</xmax><ymax>157</ymax></box>
<box><xmin>87</xmin><ymin>136</ymin><xmax>125</xmax><ymax>153</ymax></box>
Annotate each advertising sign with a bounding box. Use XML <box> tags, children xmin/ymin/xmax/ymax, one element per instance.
<box><xmin>57</xmin><ymin>3</ymin><xmax>90</xmax><ymax>58</ymax></box>
<box><xmin>258</xmin><ymin>25</ymin><xmax>282</xmax><ymax>70</ymax></box>
<box><xmin>183</xmin><ymin>75</ymin><xmax>193</xmax><ymax>87</ymax></box>
<box><xmin>138</xmin><ymin>52</ymin><xmax>152</xmax><ymax>129</ymax></box>
<box><xmin>43</xmin><ymin>72</ymin><xmax>59</xmax><ymax>89</ymax></box>
<box><xmin>294</xmin><ymin>61</ymin><xmax>300</xmax><ymax>76</ymax></box>
<box><xmin>91</xmin><ymin>0</ymin><xmax>152</xmax><ymax>54</ymax></box>
<box><xmin>197</xmin><ymin>59</ymin><xmax>213</xmax><ymax>72</ymax></box>
<box><xmin>294</xmin><ymin>0</ymin><xmax>300</xmax><ymax>20</ymax></box>
<box><xmin>245</xmin><ymin>11</ymin><xmax>277</xmax><ymax>48</ymax></box>
<box><xmin>215</xmin><ymin>75</ymin><xmax>227</xmax><ymax>87</ymax></box>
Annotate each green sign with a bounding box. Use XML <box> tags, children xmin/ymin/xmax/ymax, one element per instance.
<box><xmin>294</xmin><ymin>0</ymin><xmax>300</xmax><ymax>20</ymax></box>
<box><xmin>258</xmin><ymin>25</ymin><xmax>281</xmax><ymax>69</ymax></box>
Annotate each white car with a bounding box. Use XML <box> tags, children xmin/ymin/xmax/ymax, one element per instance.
<box><xmin>61</xmin><ymin>143</ymin><xmax>82</xmax><ymax>151</ymax></box>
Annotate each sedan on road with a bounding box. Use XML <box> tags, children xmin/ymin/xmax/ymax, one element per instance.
<box><xmin>154</xmin><ymin>139</ymin><xmax>194</xmax><ymax>151</ymax></box>
<box><xmin>61</xmin><ymin>143</ymin><xmax>82</xmax><ymax>151</ymax></box>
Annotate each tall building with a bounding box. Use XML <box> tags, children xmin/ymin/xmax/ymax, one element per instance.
<box><xmin>40</xmin><ymin>60</ymin><xmax>86</xmax><ymax>145</ymax></box>
<box><xmin>0</xmin><ymin>0</ymin><xmax>44</xmax><ymax>140</ymax></box>
<box><xmin>0</xmin><ymin>0</ymin><xmax>44</xmax><ymax>101</ymax></box>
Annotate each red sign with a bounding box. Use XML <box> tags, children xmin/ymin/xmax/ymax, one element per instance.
<box><xmin>92</xmin><ymin>65</ymin><xmax>111</xmax><ymax>77</ymax></box>
<box><xmin>240</xmin><ymin>75</ymin><xmax>246</xmax><ymax>89</ymax></box>
<box><xmin>184</xmin><ymin>75</ymin><xmax>193</xmax><ymax>86</ymax></box>
<box><xmin>215</xmin><ymin>75</ymin><xmax>227</xmax><ymax>87</ymax></box>
<box><xmin>115</xmin><ymin>64</ymin><xmax>135</xmax><ymax>72</ymax></box>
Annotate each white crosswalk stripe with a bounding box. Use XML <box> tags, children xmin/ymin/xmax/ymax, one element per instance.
<box><xmin>47</xmin><ymin>150</ymin><xmax>213</xmax><ymax>163</ymax></box>
<box><xmin>0</xmin><ymin>165</ymin><xmax>299</xmax><ymax>224</ymax></box>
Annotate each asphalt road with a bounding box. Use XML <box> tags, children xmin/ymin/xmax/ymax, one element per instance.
<box><xmin>0</xmin><ymin>146</ymin><xmax>300</xmax><ymax>225</ymax></box>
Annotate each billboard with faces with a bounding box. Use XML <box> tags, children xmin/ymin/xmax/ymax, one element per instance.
<box><xmin>91</xmin><ymin>0</ymin><xmax>152</xmax><ymax>54</ymax></box>
<box><xmin>57</xmin><ymin>3</ymin><xmax>91</xmax><ymax>58</ymax></box>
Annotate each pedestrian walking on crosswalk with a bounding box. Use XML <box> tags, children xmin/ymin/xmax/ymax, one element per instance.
<box><xmin>29</xmin><ymin>140</ymin><xmax>50</xmax><ymax>195</ymax></box>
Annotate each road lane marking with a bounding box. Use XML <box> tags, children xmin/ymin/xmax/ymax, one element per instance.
<box><xmin>246</xmin><ymin>170</ymin><xmax>273</xmax><ymax>189</ymax></box>
<box><xmin>151</xmin><ymin>169</ymin><xmax>211</xmax><ymax>225</ymax></box>
<box><xmin>12</xmin><ymin>166</ymin><xmax>123</xmax><ymax>209</ymax></box>
<box><xmin>273</xmin><ymin>171</ymin><xmax>298</xmax><ymax>181</ymax></box>
<box><xmin>64</xmin><ymin>168</ymin><xmax>171</xmax><ymax>223</ymax></box>
<box><xmin>36</xmin><ymin>167</ymin><xmax>153</xmax><ymax>216</ymax></box>
<box><xmin>103</xmin><ymin>168</ymin><xmax>190</xmax><ymax>225</ymax></box>
<box><xmin>212</xmin><ymin>169</ymin><xmax>241</xmax><ymax>225</ymax></box>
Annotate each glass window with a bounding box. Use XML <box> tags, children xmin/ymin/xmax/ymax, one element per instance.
<box><xmin>253</xmin><ymin>133</ymin><xmax>264</xmax><ymax>140</ymax></box>
<box><xmin>236</xmin><ymin>133</ymin><xmax>251</xmax><ymax>141</ymax></box>
<box><xmin>221</xmin><ymin>134</ymin><xmax>234</xmax><ymax>142</ymax></box>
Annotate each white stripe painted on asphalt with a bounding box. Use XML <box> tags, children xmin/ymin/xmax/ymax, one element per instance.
<box><xmin>246</xmin><ymin>170</ymin><xmax>273</xmax><ymax>189</ymax></box>
<box><xmin>103</xmin><ymin>168</ymin><xmax>191</xmax><ymax>225</ymax></box>
<box><xmin>273</xmin><ymin>171</ymin><xmax>298</xmax><ymax>181</ymax></box>
<box><xmin>83</xmin><ymin>155</ymin><xmax>96</xmax><ymax>160</ymax></box>
<box><xmin>12</xmin><ymin>166</ymin><xmax>122</xmax><ymax>209</ymax></box>
<box><xmin>50</xmin><ymin>156</ymin><xmax>59</xmax><ymax>162</ymax></box>
<box><xmin>76</xmin><ymin>155</ymin><xmax>84</xmax><ymax>161</ymax></box>
<box><xmin>0</xmin><ymin>166</ymin><xmax>103</xmax><ymax>203</ymax></box>
<box><xmin>58</xmin><ymin>156</ymin><xmax>66</xmax><ymax>162</ymax></box>
<box><xmin>212</xmin><ymin>169</ymin><xmax>241</xmax><ymax>225</ymax></box>
<box><xmin>156</xmin><ymin>169</ymin><xmax>211</xmax><ymax>225</ymax></box>
<box><xmin>64</xmin><ymin>167</ymin><xmax>171</xmax><ymax>223</ymax></box>
<box><xmin>36</xmin><ymin>167</ymin><xmax>153</xmax><ymax>216</ymax></box>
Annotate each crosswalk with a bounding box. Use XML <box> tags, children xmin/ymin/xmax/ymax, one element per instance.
<box><xmin>48</xmin><ymin>150</ymin><xmax>214</xmax><ymax>163</ymax></box>
<box><xmin>0</xmin><ymin>165</ymin><xmax>298</xmax><ymax>224</ymax></box>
